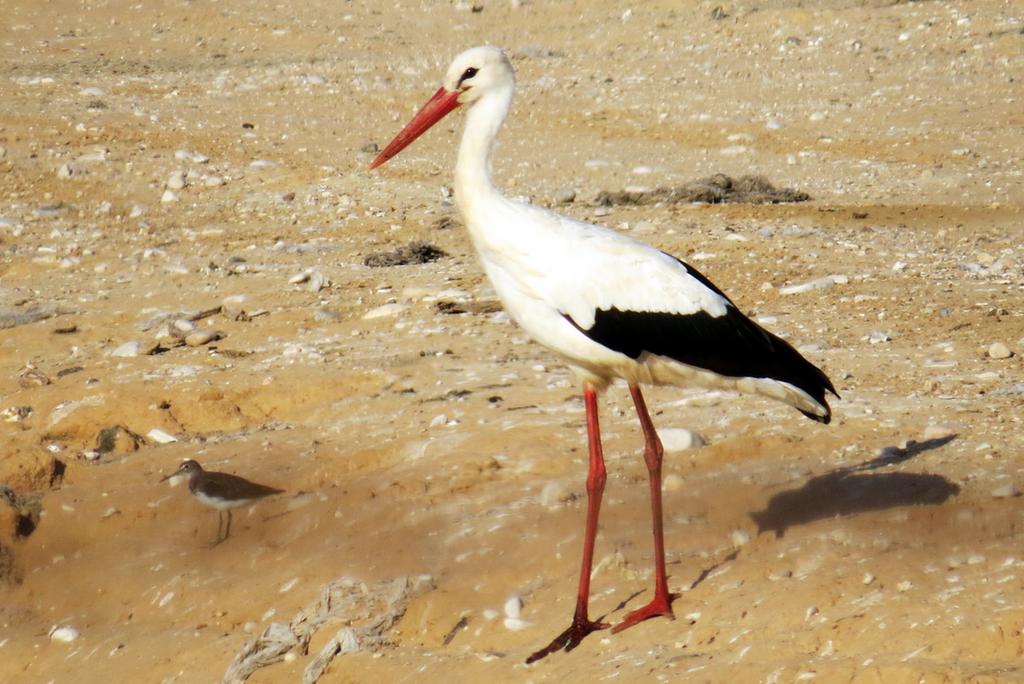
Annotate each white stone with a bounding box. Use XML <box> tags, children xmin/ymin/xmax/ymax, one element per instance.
<box><xmin>503</xmin><ymin>596</ymin><xmax>522</xmax><ymax>619</ymax></box>
<box><xmin>539</xmin><ymin>481</ymin><xmax>569</xmax><ymax>508</ymax></box>
<box><xmin>503</xmin><ymin>616</ymin><xmax>528</xmax><ymax>631</ymax></box>
<box><xmin>146</xmin><ymin>428</ymin><xmax>178</xmax><ymax>444</ymax></box>
<box><xmin>988</xmin><ymin>342</ymin><xmax>1012</xmax><ymax>359</ymax></box>
<box><xmin>166</xmin><ymin>170</ymin><xmax>187</xmax><ymax>190</ymax></box>
<box><xmin>362</xmin><ymin>303</ymin><xmax>408</xmax><ymax>320</ymax></box>
<box><xmin>779</xmin><ymin>275</ymin><xmax>847</xmax><ymax>295</ymax></box>
<box><xmin>660</xmin><ymin>428</ymin><xmax>706</xmax><ymax>452</ymax></box>
<box><xmin>109</xmin><ymin>341</ymin><xmax>142</xmax><ymax>357</ymax></box>
<box><xmin>992</xmin><ymin>483</ymin><xmax>1021</xmax><ymax>499</ymax></box>
<box><xmin>49</xmin><ymin>626</ymin><xmax>80</xmax><ymax>643</ymax></box>
<box><xmin>730</xmin><ymin>529</ymin><xmax>751</xmax><ymax>547</ymax></box>
<box><xmin>922</xmin><ymin>425</ymin><xmax>958</xmax><ymax>441</ymax></box>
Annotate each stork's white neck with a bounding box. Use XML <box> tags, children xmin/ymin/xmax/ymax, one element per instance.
<box><xmin>454</xmin><ymin>83</ymin><xmax>514</xmax><ymax>223</ymax></box>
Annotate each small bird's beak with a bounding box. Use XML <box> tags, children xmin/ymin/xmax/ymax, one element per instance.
<box><xmin>370</xmin><ymin>86</ymin><xmax>462</xmax><ymax>169</ymax></box>
<box><xmin>160</xmin><ymin>468</ymin><xmax>184</xmax><ymax>483</ymax></box>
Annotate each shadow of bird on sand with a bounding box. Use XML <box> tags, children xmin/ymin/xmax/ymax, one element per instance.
<box><xmin>750</xmin><ymin>434</ymin><xmax>960</xmax><ymax>538</ymax></box>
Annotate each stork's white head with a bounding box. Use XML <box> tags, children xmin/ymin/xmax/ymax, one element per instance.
<box><xmin>370</xmin><ymin>46</ymin><xmax>514</xmax><ymax>169</ymax></box>
<box><xmin>441</xmin><ymin>45</ymin><xmax>515</xmax><ymax>107</ymax></box>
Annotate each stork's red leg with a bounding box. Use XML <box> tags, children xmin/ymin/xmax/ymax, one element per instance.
<box><xmin>526</xmin><ymin>384</ymin><xmax>610</xmax><ymax>663</ymax></box>
<box><xmin>613</xmin><ymin>384</ymin><xmax>677</xmax><ymax>633</ymax></box>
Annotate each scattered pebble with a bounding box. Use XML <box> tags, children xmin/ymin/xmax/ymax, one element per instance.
<box><xmin>503</xmin><ymin>616</ymin><xmax>528</xmax><ymax>631</ymax></box>
<box><xmin>161</xmin><ymin>189</ymin><xmax>178</xmax><ymax>203</ymax></box>
<box><xmin>146</xmin><ymin>428</ymin><xmax>178</xmax><ymax>444</ymax></box>
<box><xmin>166</xmin><ymin>171</ymin><xmax>187</xmax><ymax>190</ymax></box>
<box><xmin>862</xmin><ymin>572</ymin><xmax>875</xmax><ymax>585</ymax></box>
<box><xmin>730</xmin><ymin>529</ymin><xmax>751</xmax><ymax>547</ymax></box>
<box><xmin>49</xmin><ymin>626</ymin><xmax>80</xmax><ymax>643</ymax></box>
<box><xmin>659</xmin><ymin>428</ymin><xmax>706</xmax><ymax>452</ymax></box>
<box><xmin>109</xmin><ymin>341</ymin><xmax>143</xmax><ymax>357</ymax></box>
<box><xmin>554</xmin><ymin>188</ymin><xmax>576</xmax><ymax>205</ymax></box>
<box><xmin>503</xmin><ymin>596</ymin><xmax>522</xmax><ymax>619</ymax></box>
<box><xmin>779</xmin><ymin>275</ymin><xmax>848</xmax><ymax>295</ymax></box>
<box><xmin>987</xmin><ymin>342</ymin><xmax>1012</xmax><ymax>360</ymax></box>
<box><xmin>866</xmin><ymin>331</ymin><xmax>892</xmax><ymax>345</ymax></box>
<box><xmin>539</xmin><ymin>481</ymin><xmax>570</xmax><ymax>508</ymax></box>
<box><xmin>991</xmin><ymin>483</ymin><xmax>1021</xmax><ymax>499</ymax></box>
<box><xmin>922</xmin><ymin>425</ymin><xmax>958</xmax><ymax>441</ymax></box>
<box><xmin>362</xmin><ymin>303</ymin><xmax>409</xmax><ymax>320</ymax></box>
<box><xmin>185</xmin><ymin>330</ymin><xmax>219</xmax><ymax>347</ymax></box>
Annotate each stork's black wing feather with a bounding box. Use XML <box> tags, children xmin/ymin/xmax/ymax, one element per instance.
<box><xmin>563</xmin><ymin>260</ymin><xmax>837</xmax><ymax>423</ymax></box>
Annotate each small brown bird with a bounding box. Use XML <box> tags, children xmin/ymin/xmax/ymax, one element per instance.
<box><xmin>161</xmin><ymin>459</ymin><xmax>283</xmax><ymax>545</ymax></box>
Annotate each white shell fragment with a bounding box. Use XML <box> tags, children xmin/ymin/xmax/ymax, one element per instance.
<box><xmin>146</xmin><ymin>428</ymin><xmax>178</xmax><ymax>444</ymax></box>
<box><xmin>49</xmin><ymin>626</ymin><xmax>80</xmax><ymax>643</ymax></box>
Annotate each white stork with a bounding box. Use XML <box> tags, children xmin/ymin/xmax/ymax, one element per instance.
<box><xmin>370</xmin><ymin>46</ymin><xmax>837</xmax><ymax>663</ymax></box>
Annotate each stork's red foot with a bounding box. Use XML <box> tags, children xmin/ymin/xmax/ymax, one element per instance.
<box><xmin>611</xmin><ymin>592</ymin><xmax>678</xmax><ymax>634</ymax></box>
<box><xmin>525</xmin><ymin>616</ymin><xmax>609</xmax><ymax>664</ymax></box>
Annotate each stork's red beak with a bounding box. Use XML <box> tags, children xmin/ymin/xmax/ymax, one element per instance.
<box><xmin>370</xmin><ymin>87</ymin><xmax>462</xmax><ymax>169</ymax></box>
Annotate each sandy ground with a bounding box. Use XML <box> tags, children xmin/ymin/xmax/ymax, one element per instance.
<box><xmin>2</xmin><ymin>0</ymin><xmax>1023</xmax><ymax>682</ymax></box>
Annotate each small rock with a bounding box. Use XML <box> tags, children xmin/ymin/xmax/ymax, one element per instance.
<box><xmin>539</xmin><ymin>481</ymin><xmax>570</xmax><ymax>508</ymax></box>
<box><xmin>109</xmin><ymin>341</ymin><xmax>142</xmax><ymax>357</ymax></box>
<box><xmin>503</xmin><ymin>616</ymin><xmax>528</xmax><ymax>631</ymax></box>
<box><xmin>862</xmin><ymin>572</ymin><xmax>875</xmax><ymax>585</ymax></box>
<box><xmin>659</xmin><ymin>428</ymin><xmax>706</xmax><ymax>452</ymax></box>
<box><xmin>185</xmin><ymin>330</ymin><xmax>219</xmax><ymax>347</ymax></box>
<box><xmin>204</xmin><ymin>175</ymin><xmax>226</xmax><ymax>187</ymax></box>
<box><xmin>306</xmin><ymin>270</ymin><xmax>329</xmax><ymax>293</ymax></box>
<box><xmin>222</xmin><ymin>296</ymin><xmax>248</xmax><ymax>321</ymax></box>
<box><xmin>988</xmin><ymin>342</ymin><xmax>1012</xmax><ymax>359</ymax></box>
<box><xmin>49</xmin><ymin>626</ymin><xmax>80</xmax><ymax>643</ymax></box>
<box><xmin>554</xmin><ymin>188</ymin><xmax>576</xmax><ymax>205</ymax></box>
<box><xmin>867</xmin><ymin>331</ymin><xmax>892</xmax><ymax>345</ymax></box>
<box><xmin>991</xmin><ymin>483</ymin><xmax>1021</xmax><ymax>499</ymax></box>
<box><xmin>362</xmin><ymin>303</ymin><xmax>408</xmax><ymax>320</ymax></box>
<box><xmin>779</xmin><ymin>275</ymin><xmax>848</xmax><ymax>295</ymax></box>
<box><xmin>173</xmin><ymin>319</ymin><xmax>196</xmax><ymax>334</ymax></box>
<box><xmin>922</xmin><ymin>425</ymin><xmax>958</xmax><ymax>441</ymax></box>
<box><xmin>730</xmin><ymin>529</ymin><xmax>751</xmax><ymax>547</ymax></box>
<box><xmin>146</xmin><ymin>428</ymin><xmax>178</xmax><ymax>444</ymax></box>
<box><xmin>503</xmin><ymin>596</ymin><xmax>522</xmax><ymax>619</ymax></box>
<box><xmin>161</xmin><ymin>189</ymin><xmax>178</xmax><ymax>203</ymax></box>
<box><xmin>166</xmin><ymin>170</ymin><xmax>187</xmax><ymax>190</ymax></box>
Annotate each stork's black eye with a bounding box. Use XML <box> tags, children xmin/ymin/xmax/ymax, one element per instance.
<box><xmin>458</xmin><ymin>67</ymin><xmax>478</xmax><ymax>87</ymax></box>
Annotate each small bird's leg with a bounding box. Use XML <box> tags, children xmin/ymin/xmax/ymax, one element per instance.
<box><xmin>527</xmin><ymin>384</ymin><xmax>610</xmax><ymax>663</ymax></box>
<box><xmin>216</xmin><ymin>512</ymin><xmax>224</xmax><ymax>543</ymax></box>
<box><xmin>224</xmin><ymin>510</ymin><xmax>233</xmax><ymax>541</ymax></box>
<box><xmin>613</xmin><ymin>384</ymin><xmax>676</xmax><ymax>633</ymax></box>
